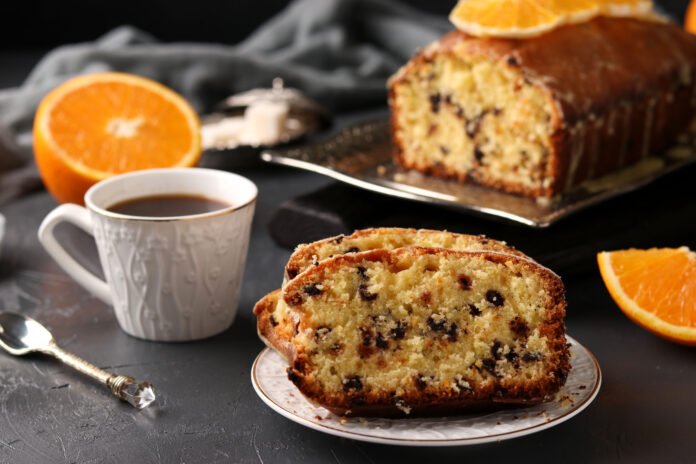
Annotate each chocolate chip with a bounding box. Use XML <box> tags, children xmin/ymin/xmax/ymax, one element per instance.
<box><xmin>474</xmin><ymin>147</ymin><xmax>485</xmax><ymax>162</ymax></box>
<box><xmin>468</xmin><ymin>304</ymin><xmax>481</xmax><ymax>317</ymax></box>
<box><xmin>287</xmin><ymin>293</ymin><xmax>303</xmax><ymax>306</ymax></box>
<box><xmin>361</xmin><ymin>327</ymin><xmax>373</xmax><ymax>347</ymax></box>
<box><xmin>439</xmin><ymin>145</ymin><xmax>450</xmax><ymax>155</ymax></box>
<box><xmin>510</xmin><ymin>317</ymin><xmax>530</xmax><ymax>338</ymax></box>
<box><xmin>455</xmin><ymin>105</ymin><xmax>464</xmax><ymax>119</ymax></box>
<box><xmin>344</xmin><ymin>247</ymin><xmax>360</xmax><ymax>254</ymax></box>
<box><xmin>444</xmin><ymin>94</ymin><xmax>453</xmax><ymax>105</ymax></box>
<box><xmin>359</xmin><ymin>324</ymin><xmax>386</xmax><ymax>357</ymax></box>
<box><xmin>507</xmin><ymin>55</ymin><xmax>519</xmax><ymax>66</ymax></box>
<box><xmin>429</xmin><ymin>93</ymin><xmax>442</xmax><ymax>113</ymax></box>
<box><xmin>415</xmin><ymin>374</ymin><xmax>429</xmax><ymax>391</ymax></box>
<box><xmin>446</xmin><ymin>323</ymin><xmax>458</xmax><ymax>342</ymax></box>
<box><xmin>491</xmin><ymin>340</ymin><xmax>503</xmax><ymax>360</ymax></box>
<box><xmin>359</xmin><ymin>284</ymin><xmax>378</xmax><ymax>301</ymax></box>
<box><xmin>304</xmin><ymin>284</ymin><xmax>323</xmax><ymax>296</ymax></box>
<box><xmin>390</xmin><ymin>321</ymin><xmax>408</xmax><ymax>340</ymax></box>
<box><xmin>427</xmin><ymin>315</ymin><xmax>447</xmax><ymax>332</ymax></box>
<box><xmin>457</xmin><ymin>274</ymin><xmax>472</xmax><ymax>290</ymax></box>
<box><xmin>343</xmin><ymin>375</ymin><xmax>363</xmax><ymax>391</ymax></box>
<box><xmin>357</xmin><ymin>265</ymin><xmax>368</xmax><ymax>279</ymax></box>
<box><xmin>486</xmin><ymin>290</ymin><xmax>505</xmax><ymax>307</ymax></box>
<box><xmin>481</xmin><ymin>358</ymin><xmax>498</xmax><ymax>377</ymax></box>
<box><xmin>523</xmin><ymin>352</ymin><xmax>541</xmax><ymax>362</ymax></box>
<box><xmin>287</xmin><ymin>368</ymin><xmax>301</xmax><ymax>384</ymax></box>
<box><xmin>286</xmin><ymin>268</ymin><xmax>299</xmax><ymax>280</ymax></box>
<box><xmin>269</xmin><ymin>315</ymin><xmax>279</xmax><ymax>327</ymax></box>
<box><xmin>376</xmin><ymin>332</ymin><xmax>389</xmax><ymax>349</ymax></box>
<box><xmin>505</xmin><ymin>349</ymin><xmax>519</xmax><ymax>364</ymax></box>
<box><xmin>465</xmin><ymin>111</ymin><xmax>488</xmax><ymax>138</ymax></box>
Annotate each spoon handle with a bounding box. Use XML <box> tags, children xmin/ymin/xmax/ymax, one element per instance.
<box><xmin>43</xmin><ymin>343</ymin><xmax>156</xmax><ymax>409</ymax></box>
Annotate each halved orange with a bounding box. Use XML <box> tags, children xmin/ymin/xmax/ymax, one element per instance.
<box><xmin>34</xmin><ymin>72</ymin><xmax>201</xmax><ymax>205</ymax></box>
<box><xmin>598</xmin><ymin>247</ymin><xmax>696</xmax><ymax>346</ymax></box>
<box><xmin>449</xmin><ymin>0</ymin><xmax>654</xmax><ymax>38</ymax></box>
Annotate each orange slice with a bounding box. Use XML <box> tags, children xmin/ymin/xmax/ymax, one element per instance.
<box><xmin>449</xmin><ymin>0</ymin><xmax>654</xmax><ymax>38</ymax></box>
<box><xmin>597</xmin><ymin>247</ymin><xmax>696</xmax><ymax>346</ymax></box>
<box><xmin>600</xmin><ymin>0</ymin><xmax>653</xmax><ymax>17</ymax></box>
<box><xmin>449</xmin><ymin>0</ymin><xmax>565</xmax><ymax>38</ymax></box>
<box><xmin>34</xmin><ymin>72</ymin><xmax>201</xmax><ymax>204</ymax></box>
<box><xmin>686</xmin><ymin>0</ymin><xmax>696</xmax><ymax>34</ymax></box>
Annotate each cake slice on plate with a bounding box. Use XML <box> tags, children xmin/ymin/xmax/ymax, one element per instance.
<box><xmin>281</xmin><ymin>247</ymin><xmax>569</xmax><ymax>416</ymax></box>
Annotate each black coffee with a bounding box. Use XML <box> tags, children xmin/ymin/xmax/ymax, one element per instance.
<box><xmin>108</xmin><ymin>194</ymin><xmax>231</xmax><ymax>217</ymax></box>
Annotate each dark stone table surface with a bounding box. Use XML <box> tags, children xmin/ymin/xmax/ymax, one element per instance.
<box><xmin>1</xmin><ymin>51</ymin><xmax>695</xmax><ymax>464</ymax></box>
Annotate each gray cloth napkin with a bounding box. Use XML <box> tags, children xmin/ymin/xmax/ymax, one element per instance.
<box><xmin>0</xmin><ymin>0</ymin><xmax>449</xmax><ymax>203</ymax></box>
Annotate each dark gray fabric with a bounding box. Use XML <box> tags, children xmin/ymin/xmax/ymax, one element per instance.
<box><xmin>0</xmin><ymin>0</ymin><xmax>449</xmax><ymax>197</ymax></box>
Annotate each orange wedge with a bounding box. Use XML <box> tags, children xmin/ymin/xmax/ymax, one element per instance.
<box><xmin>449</xmin><ymin>0</ymin><xmax>654</xmax><ymax>38</ymax></box>
<box><xmin>34</xmin><ymin>72</ymin><xmax>201</xmax><ymax>205</ymax></box>
<box><xmin>598</xmin><ymin>247</ymin><xmax>696</xmax><ymax>346</ymax></box>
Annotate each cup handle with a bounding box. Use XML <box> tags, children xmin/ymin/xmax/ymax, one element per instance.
<box><xmin>38</xmin><ymin>204</ymin><xmax>112</xmax><ymax>305</ymax></box>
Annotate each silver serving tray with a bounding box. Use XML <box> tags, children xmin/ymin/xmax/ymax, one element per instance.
<box><xmin>261</xmin><ymin>118</ymin><xmax>696</xmax><ymax>227</ymax></box>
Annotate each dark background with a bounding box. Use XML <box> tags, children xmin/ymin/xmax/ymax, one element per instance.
<box><xmin>2</xmin><ymin>0</ymin><xmax>690</xmax><ymax>50</ymax></box>
<box><xmin>1</xmin><ymin>1</ymin><xmax>695</xmax><ymax>463</ymax></box>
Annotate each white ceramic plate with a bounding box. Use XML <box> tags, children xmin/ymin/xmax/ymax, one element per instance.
<box><xmin>251</xmin><ymin>335</ymin><xmax>601</xmax><ymax>446</ymax></box>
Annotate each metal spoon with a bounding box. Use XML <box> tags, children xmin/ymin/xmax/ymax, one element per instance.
<box><xmin>0</xmin><ymin>312</ymin><xmax>155</xmax><ymax>409</ymax></box>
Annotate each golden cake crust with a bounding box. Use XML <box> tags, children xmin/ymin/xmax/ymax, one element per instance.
<box><xmin>284</xmin><ymin>227</ymin><xmax>525</xmax><ymax>281</ymax></box>
<box><xmin>282</xmin><ymin>247</ymin><xmax>569</xmax><ymax>417</ymax></box>
<box><xmin>253</xmin><ymin>289</ymin><xmax>295</xmax><ymax>360</ymax></box>
<box><xmin>389</xmin><ymin>17</ymin><xmax>696</xmax><ymax>197</ymax></box>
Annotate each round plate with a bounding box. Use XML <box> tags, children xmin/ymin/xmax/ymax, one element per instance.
<box><xmin>251</xmin><ymin>335</ymin><xmax>601</xmax><ymax>446</ymax></box>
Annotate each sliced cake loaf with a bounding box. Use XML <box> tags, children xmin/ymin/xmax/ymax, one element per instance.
<box><xmin>282</xmin><ymin>247</ymin><xmax>569</xmax><ymax>416</ymax></box>
<box><xmin>254</xmin><ymin>228</ymin><xmax>526</xmax><ymax>359</ymax></box>
<box><xmin>388</xmin><ymin>17</ymin><xmax>696</xmax><ymax>198</ymax></box>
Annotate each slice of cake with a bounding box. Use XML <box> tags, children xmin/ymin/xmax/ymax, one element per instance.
<box><xmin>281</xmin><ymin>247</ymin><xmax>569</xmax><ymax>416</ymax></box>
<box><xmin>254</xmin><ymin>228</ymin><xmax>525</xmax><ymax>359</ymax></box>
<box><xmin>388</xmin><ymin>17</ymin><xmax>696</xmax><ymax>198</ymax></box>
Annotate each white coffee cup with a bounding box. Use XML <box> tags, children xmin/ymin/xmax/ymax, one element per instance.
<box><xmin>38</xmin><ymin>168</ymin><xmax>257</xmax><ymax>342</ymax></box>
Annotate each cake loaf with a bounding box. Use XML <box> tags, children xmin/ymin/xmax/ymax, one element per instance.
<box><xmin>282</xmin><ymin>247</ymin><xmax>569</xmax><ymax>416</ymax></box>
<box><xmin>254</xmin><ymin>228</ymin><xmax>525</xmax><ymax>360</ymax></box>
<box><xmin>388</xmin><ymin>17</ymin><xmax>696</xmax><ymax>198</ymax></box>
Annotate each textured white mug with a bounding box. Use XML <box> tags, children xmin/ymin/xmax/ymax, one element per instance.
<box><xmin>38</xmin><ymin>168</ymin><xmax>257</xmax><ymax>342</ymax></box>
